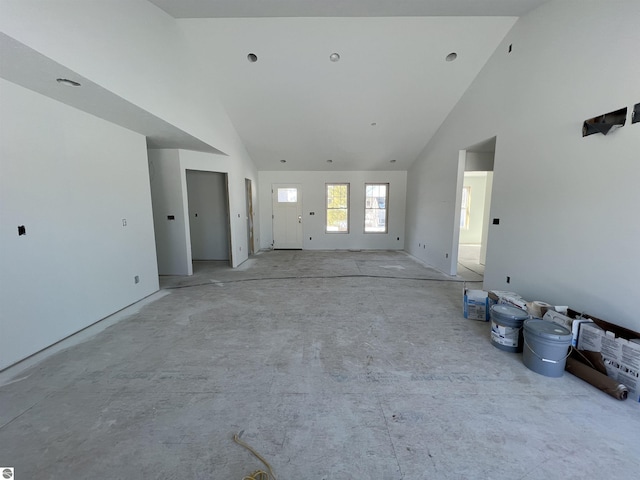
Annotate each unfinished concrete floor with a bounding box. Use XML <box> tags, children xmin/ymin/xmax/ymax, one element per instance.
<box><xmin>457</xmin><ymin>244</ymin><xmax>485</xmax><ymax>278</ymax></box>
<box><xmin>0</xmin><ymin>250</ymin><xmax>638</xmax><ymax>479</ymax></box>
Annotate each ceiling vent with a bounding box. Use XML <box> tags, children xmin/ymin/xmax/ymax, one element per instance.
<box><xmin>582</xmin><ymin>107</ymin><xmax>627</xmax><ymax>136</ymax></box>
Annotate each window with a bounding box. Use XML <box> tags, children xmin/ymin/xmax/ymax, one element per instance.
<box><xmin>277</xmin><ymin>187</ymin><xmax>298</xmax><ymax>203</ymax></box>
<box><xmin>326</xmin><ymin>183</ymin><xmax>349</xmax><ymax>233</ymax></box>
<box><xmin>460</xmin><ymin>186</ymin><xmax>471</xmax><ymax>230</ymax></box>
<box><xmin>364</xmin><ymin>183</ymin><xmax>389</xmax><ymax>233</ymax></box>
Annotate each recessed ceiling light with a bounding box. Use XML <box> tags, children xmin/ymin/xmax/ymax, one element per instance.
<box><xmin>390</xmin><ymin>159</ymin><xmax>397</xmax><ymax>163</ymax></box>
<box><xmin>280</xmin><ymin>159</ymin><xmax>286</xmax><ymax>163</ymax></box>
<box><xmin>326</xmin><ymin>159</ymin><xmax>333</xmax><ymax>163</ymax></box>
<box><xmin>329</xmin><ymin>53</ymin><xmax>340</xmax><ymax>62</ymax></box>
<box><xmin>247</xmin><ymin>53</ymin><xmax>258</xmax><ymax>63</ymax></box>
<box><xmin>56</xmin><ymin>78</ymin><xmax>81</xmax><ymax>87</ymax></box>
<box><xmin>445</xmin><ymin>52</ymin><xmax>458</xmax><ymax>62</ymax></box>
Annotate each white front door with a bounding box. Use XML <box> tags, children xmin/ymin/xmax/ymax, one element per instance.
<box><xmin>272</xmin><ymin>184</ymin><xmax>303</xmax><ymax>249</ymax></box>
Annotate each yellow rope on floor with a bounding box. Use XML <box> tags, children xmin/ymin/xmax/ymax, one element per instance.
<box><xmin>233</xmin><ymin>433</ymin><xmax>278</xmax><ymax>480</ymax></box>
<box><xmin>242</xmin><ymin>471</ymin><xmax>270</xmax><ymax>480</ymax></box>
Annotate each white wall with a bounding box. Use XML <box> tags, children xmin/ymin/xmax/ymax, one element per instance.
<box><xmin>2</xmin><ymin>1</ymin><xmax>261</xmax><ymax>273</ymax></box>
<box><xmin>459</xmin><ymin>173</ymin><xmax>488</xmax><ymax>244</ymax></box>
<box><xmin>479</xmin><ymin>172</ymin><xmax>494</xmax><ymax>265</ymax></box>
<box><xmin>186</xmin><ymin>171</ymin><xmax>229</xmax><ymax>260</ymax></box>
<box><xmin>149</xmin><ymin>149</ymin><xmax>259</xmax><ymax>274</ymax></box>
<box><xmin>465</xmin><ymin>152</ymin><xmax>494</xmax><ymax>171</ymax></box>
<box><xmin>148</xmin><ymin>149</ymin><xmax>191</xmax><ymax>275</ymax></box>
<box><xmin>406</xmin><ymin>0</ymin><xmax>640</xmax><ymax>331</ymax></box>
<box><xmin>259</xmin><ymin>171</ymin><xmax>407</xmax><ymax>250</ymax></box>
<box><xmin>0</xmin><ymin>79</ymin><xmax>159</xmax><ymax>370</ymax></box>
<box><xmin>0</xmin><ymin>0</ymin><xmax>242</xmax><ymax>156</ymax></box>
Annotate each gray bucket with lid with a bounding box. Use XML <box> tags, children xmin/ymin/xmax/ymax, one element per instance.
<box><xmin>523</xmin><ymin>319</ymin><xmax>572</xmax><ymax>377</ymax></box>
<box><xmin>490</xmin><ymin>304</ymin><xmax>529</xmax><ymax>352</ymax></box>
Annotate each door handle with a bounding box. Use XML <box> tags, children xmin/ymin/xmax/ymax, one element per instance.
<box><xmin>298</xmin><ymin>215</ymin><xmax>302</xmax><ymax>223</ymax></box>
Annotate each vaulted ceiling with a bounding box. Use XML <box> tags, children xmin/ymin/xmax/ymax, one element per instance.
<box><xmin>148</xmin><ymin>0</ymin><xmax>549</xmax><ymax>18</ymax></box>
<box><xmin>178</xmin><ymin>16</ymin><xmax>514</xmax><ymax>171</ymax></box>
<box><xmin>148</xmin><ymin>0</ymin><xmax>549</xmax><ymax>170</ymax></box>
<box><xmin>1</xmin><ymin>1</ymin><xmax>550</xmax><ymax>171</ymax></box>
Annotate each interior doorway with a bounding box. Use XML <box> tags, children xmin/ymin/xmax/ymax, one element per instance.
<box><xmin>456</xmin><ymin>137</ymin><xmax>495</xmax><ymax>276</ymax></box>
<box><xmin>245</xmin><ymin>178</ymin><xmax>255</xmax><ymax>255</ymax></box>
<box><xmin>186</xmin><ymin>170</ymin><xmax>231</xmax><ymax>265</ymax></box>
<box><xmin>272</xmin><ymin>183</ymin><xmax>303</xmax><ymax>249</ymax></box>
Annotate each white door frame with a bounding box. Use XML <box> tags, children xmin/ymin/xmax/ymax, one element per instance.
<box><xmin>272</xmin><ymin>183</ymin><xmax>303</xmax><ymax>249</ymax></box>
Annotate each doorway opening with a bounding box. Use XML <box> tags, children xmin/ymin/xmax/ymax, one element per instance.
<box><xmin>186</xmin><ymin>170</ymin><xmax>232</xmax><ymax>268</ymax></box>
<box><xmin>245</xmin><ymin>178</ymin><xmax>255</xmax><ymax>255</ymax></box>
<box><xmin>455</xmin><ymin>137</ymin><xmax>495</xmax><ymax>278</ymax></box>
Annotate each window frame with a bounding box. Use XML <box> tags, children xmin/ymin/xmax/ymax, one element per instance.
<box><xmin>325</xmin><ymin>183</ymin><xmax>350</xmax><ymax>234</ymax></box>
<box><xmin>276</xmin><ymin>187</ymin><xmax>298</xmax><ymax>203</ymax></box>
<box><xmin>364</xmin><ymin>183</ymin><xmax>389</xmax><ymax>234</ymax></box>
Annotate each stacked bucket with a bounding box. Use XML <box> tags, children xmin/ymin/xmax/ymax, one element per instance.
<box><xmin>490</xmin><ymin>304</ymin><xmax>572</xmax><ymax>377</ymax></box>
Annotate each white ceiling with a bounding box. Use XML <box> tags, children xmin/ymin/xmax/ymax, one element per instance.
<box><xmin>180</xmin><ymin>15</ymin><xmax>516</xmax><ymax>170</ymax></box>
<box><xmin>1</xmin><ymin>1</ymin><xmax>550</xmax><ymax>171</ymax></box>
<box><xmin>148</xmin><ymin>0</ymin><xmax>548</xmax><ymax>18</ymax></box>
<box><xmin>148</xmin><ymin>0</ymin><xmax>549</xmax><ymax>170</ymax></box>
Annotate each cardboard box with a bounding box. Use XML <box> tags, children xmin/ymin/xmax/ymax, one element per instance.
<box><xmin>578</xmin><ymin>321</ymin><xmax>640</xmax><ymax>403</ymax></box>
<box><xmin>463</xmin><ymin>286</ymin><xmax>491</xmax><ymax>321</ymax></box>
<box><xmin>576</xmin><ymin>322</ymin><xmax>603</xmax><ymax>351</ymax></box>
<box><xmin>543</xmin><ymin>310</ymin><xmax>593</xmax><ymax>347</ymax></box>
